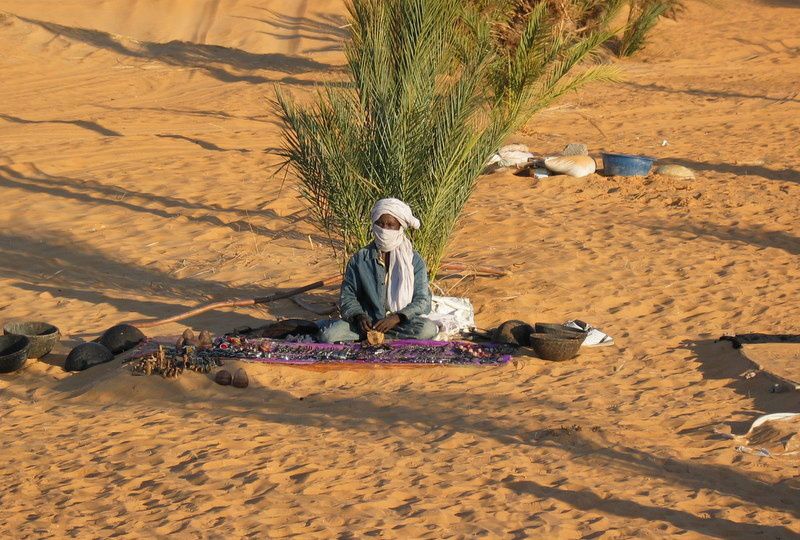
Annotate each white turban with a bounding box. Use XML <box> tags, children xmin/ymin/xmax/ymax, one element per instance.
<box><xmin>370</xmin><ymin>198</ymin><xmax>420</xmax><ymax>314</ymax></box>
<box><xmin>370</xmin><ymin>198</ymin><xmax>421</xmax><ymax>230</ymax></box>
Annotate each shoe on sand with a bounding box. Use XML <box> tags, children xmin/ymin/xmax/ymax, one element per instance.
<box><xmin>564</xmin><ymin>320</ymin><xmax>614</xmax><ymax>347</ymax></box>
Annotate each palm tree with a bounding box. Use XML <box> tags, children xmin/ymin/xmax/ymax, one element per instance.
<box><xmin>275</xmin><ymin>0</ymin><xmax>616</xmax><ymax>277</ymax></box>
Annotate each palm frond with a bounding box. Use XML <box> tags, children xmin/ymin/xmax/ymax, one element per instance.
<box><xmin>276</xmin><ymin>0</ymin><xmax>617</xmax><ymax>277</ymax></box>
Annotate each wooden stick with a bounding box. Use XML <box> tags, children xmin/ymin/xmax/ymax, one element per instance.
<box><xmin>133</xmin><ymin>274</ymin><xmax>340</xmax><ymax>328</ymax></box>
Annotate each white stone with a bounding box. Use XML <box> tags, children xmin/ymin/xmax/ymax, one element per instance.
<box><xmin>655</xmin><ymin>164</ymin><xmax>695</xmax><ymax>179</ymax></box>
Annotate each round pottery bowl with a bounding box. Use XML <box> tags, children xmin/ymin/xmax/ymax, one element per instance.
<box><xmin>0</xmin><ymin>334</ymin><xmax>31</xmax><ymax>373</ymax></box>
<box><xmin>3</xmin><ymin>321</ymin><xmax>60</xmax><ymax>359</ymax></box>
<box><xmin>601</xmin><ymin>152</ymin><xmax>656</xmax><ymax>176</ymax></box>
<box><xmin>529</xmin><ymin>332</ymin><xmax>582</xmax><ymax>362</ymax></box>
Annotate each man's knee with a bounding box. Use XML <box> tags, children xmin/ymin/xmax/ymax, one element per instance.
<box><xmin>318</xmin><ymin>319</ymin><xmax>358</xmax><ymax>343</ymax></box>
<box><xmin>416</xmin><ymin>318</ymin><xmax>439</xmax><ymax>340</ymax></box>
<box><xmin>408</xmin><ymin>317</ymin><xmax>439</xmax><ymax>339</ymax></box>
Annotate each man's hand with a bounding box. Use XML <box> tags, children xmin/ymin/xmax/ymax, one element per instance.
<box><xmin>352</xmin><ymin>314</ymin><xmax>373</xmax><ymax>336</ymax></box>
<box><xmin>373</xmin><ymin>314</ymin><xmax>402</xmax><ymax>333</ymax></box>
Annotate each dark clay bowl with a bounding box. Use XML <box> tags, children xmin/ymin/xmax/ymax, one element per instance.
<box><xmin>3</xmin><ymin>321</ymin><xmax>61</xmax><ymax>359</ymax></box>
<box><xmin>0</xmin><ymin>334</ymin><xmax>31</xmax><ymax>373</ymax></box>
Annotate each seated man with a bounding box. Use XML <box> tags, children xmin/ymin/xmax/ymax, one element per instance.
<box><xmin>318</xmin><ymin>198</ymin><xmax>439</xmax><ymax>343</ymax></box>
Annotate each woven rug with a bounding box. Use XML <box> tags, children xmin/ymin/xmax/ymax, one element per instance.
<box><xmin>201</xmin><ymin>336</ymin><xmax>513</xmax><ymax>366</ymax></box>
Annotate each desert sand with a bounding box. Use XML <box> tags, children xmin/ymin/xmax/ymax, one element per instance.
<box><xmin>0</xmin><ymin>0</ymin><xmax>799</xmax><ymax>537</ymax></box>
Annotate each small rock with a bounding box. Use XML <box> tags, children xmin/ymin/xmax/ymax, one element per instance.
<box><xmin>198</xmin><ymin>330</ymin><xmax>213</xmax><ymax>349</ymax></box>
<box><xmin>770</xmin><ymin>383</ymin><xmax>788</xmax><ymax>394</ymax></box>
<box><xmin>214</xmin><ymin>370</ymin><xmax>232</xmax><ymax>386</ymax></box>
<box><xmin>608</xmin><ymin>187</ymin><xmax>620</xmax><ymax>194</ymax></box>
<box><xmin>232</xmin><ymin>368</ymin><xmax>249</xmax><ymax>389</ymax></box>
<box><xmin>182</xmin><ymin>328</ymin><xmax>198</xmax><ymax>347</ymax></box>
<box><xmin>655</xmin><ymin>164</ymin><xmax>695</xmax><ymax>179</ymax></box>
<box><xmin>561</xmin><ymin>143</ymin><xmax>588</xmax><ymax>156</ymax></box>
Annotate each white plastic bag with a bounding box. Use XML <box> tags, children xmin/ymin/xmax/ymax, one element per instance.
<box><xmin>424</xmin><ymin>296</ymin><xmax>475</xmax><ymax>339</ymax></box>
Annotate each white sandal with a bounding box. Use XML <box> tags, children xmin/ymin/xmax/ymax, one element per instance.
<box><xmin>564</xmin><ymin>320</ymin><xmax>614</xmax><ymax>347</ymax></box>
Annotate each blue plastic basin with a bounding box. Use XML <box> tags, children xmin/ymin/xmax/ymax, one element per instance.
<box><xmin>601</xmin><ymin>152</ymin><xmax>656</xmax><ymax>176</ymax></box>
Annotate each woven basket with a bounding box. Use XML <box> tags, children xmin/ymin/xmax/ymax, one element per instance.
<box><xmin>529</xmin><ymin>332</ymin><xmax>582</xmax><ymax>361</ymax></box>
<box><xmin>4</xmin><ymin>321</ymin><xmax>60</xmax><ymax>359</ymax></box>
<box><xmin>0</xmin><ymin>335</ymin><xmax>30</xmax><ymax>373</ymax></box>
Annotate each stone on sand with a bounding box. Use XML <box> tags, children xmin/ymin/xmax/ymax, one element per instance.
<box><xmin>562</xmin><ymin>143</ymin><xmax>588</xmax><ymax>156</ymax></box>
<box><xmin>655</xmin><ymin>164</ymin><xmax>695</xmax><ymax>179</ymax></box>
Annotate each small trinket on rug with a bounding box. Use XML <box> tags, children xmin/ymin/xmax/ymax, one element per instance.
<box><xmin>366</xmin><ymin>330</ymin><xmax>385</xmax><ymax>346</ymax></box>
<box><xmin>232</xmin><ymin>368</ymin><xmax>249</xmax><ymax>388</ymax></box>
<box><xmin>182</xmin><ymin>328</ymin><xmax>198</xmax><ymax>347</ymax></box>
<box><xmin>214</xmin><ymin>369</ymin><xmax>232</xmax><ymax>386</ymax></box>
<box><xmin>198</xmin><ymin>330</ymin><xmax>213</xmax><ymax>349</ymax></box>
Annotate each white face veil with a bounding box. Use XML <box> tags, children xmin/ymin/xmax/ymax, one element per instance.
<box><xmin>370</xmin><ymin>198</ymin><xmax>420</xmax><ymax>313</ymax></box>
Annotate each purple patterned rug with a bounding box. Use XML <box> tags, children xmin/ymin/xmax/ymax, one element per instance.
<box><xmin>201</xmin><ymin>336</ymin><xmax>513</xmax><ymax>366</ymax></box>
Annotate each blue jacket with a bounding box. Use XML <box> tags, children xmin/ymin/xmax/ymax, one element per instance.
<box><xmin>339</xmin><ymin>242</ymin><xmax>432</xmax><ymax>323</ymax></box>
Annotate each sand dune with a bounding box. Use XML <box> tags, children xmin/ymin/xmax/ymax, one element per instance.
<box><xmin>0</xmin><ymin>0</ymin><xmax>799</xmax><ymax>537</ymax></box>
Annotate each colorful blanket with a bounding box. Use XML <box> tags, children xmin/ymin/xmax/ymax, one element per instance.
<box><xmin>202</xmin><ymin>336</ymin><xmax>513</xmax><ymax>366</ymax></box>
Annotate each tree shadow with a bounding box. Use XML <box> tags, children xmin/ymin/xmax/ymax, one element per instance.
<box><xmin>678</xmin><ymin>338</ymin><xmax>800</xmax><ymax>432</ymax></box>
<box><xmin>95</xmin><ymin>104</ymin><xmax>278</xmax><ymax>125</ymax></box>
<box><xmin>237</xmin><ymin>9</ymin><xmax>349</xmax><ymax>54</ymax></box>
<box><xmin>505</xmin><ymin>480</ymin><xmax>797</xmax><ymax>538</ymax></box>
<box><xmin>630</xmin><ymin>217</ymin><xmax>800</xmax><ymax>255</ymax></box>
<box><xmin>16</xmin><ymin>340</ymin><xmax>798</xmax><ymax>533</ymax></box>
<box><xmin>729</xmin><ymin>37</ymin><xmax>800</xmax><ymax>59</ymax></box>
<box><xmin>0</xmin><ymin>113</ymin><xmax>122</xmax><ymax>137</ymax></box>
<box><xmin>733</xmin><ymin>334</ymin><xmax>800</xmax><ymax>345</ymax></box>
<box><xmin>663</xmin><ymin>157</ymin><xmax>800</xmax><ymax>184</ymax></box>
<box><xmin>0</xmin><ymin>164</ymin><xmax>334</xmax><ymax>246</ymax></box>
<box><xmin>13</xmin><ymin>14</ymin><xmax>336</xmax><ymax>85</ymax></box>
<box><xmin>623</xmin><ymin>81</ymin><xmax>800</xmax><ymax>104</ymax></box>
<box><xmin>190</xmin><ymin>385</ymin><xmax>800</xmax><ymax>531</ymax></box>
<box><xmin>155</xmin><ymin>133</ymin><xmax>251</xmax><ymax>153</ymax></box>
<box><xmin>0</xmin><ymin>230</ymin><xmax>323</xmax><ymax>334</ymax></box>
<box><xmin>755</xmin><ymin>0</ymin><xmax>800</xmax><ymax>7</ymax></box>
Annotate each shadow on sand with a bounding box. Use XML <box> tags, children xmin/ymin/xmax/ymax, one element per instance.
<box><xmin>623</xmin><ymin>81</ymin><xmax>800</xmax><ymax>105</ymax></box>
<box><xmin>59</xmin><ymin>382</ymin><xmax>795</xmax><ymax>537</ymax></box>
<box><xmin>678</xmin><ymin>338</ymin><xmax>800</xmax><ymax>433</ymax></box>
<box><xmin>663</xmin><ymin>157</ymin><xmax>800</xmax><ymax>185</ymax></box>
<box><xmin>0</xmin><ymin>164</ymin><xmax>333</xmax><ymax>246</ymax></box>
<box><xmin>0</xmin><ymin>113</ymin><xmax>122</xmax><ymax>137</ymax></box>
<box><xmin>12</xmin><ymin>13</ymin><xmax>338</xmax><ymax>85</ymax></box>
<box><xmin>630</xmin><ymin>217</ymin><xmax>800</xmax><ymax>256</ymax></box>
<box><xmin>155</xmin><ymin>133</ymin><xmax>251</xmax><ymax>153</ymax></box>
<box><xmin>234</xmin><ymin>8</ymin><xmax>349</xmax><ymax>55</ymax></box>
